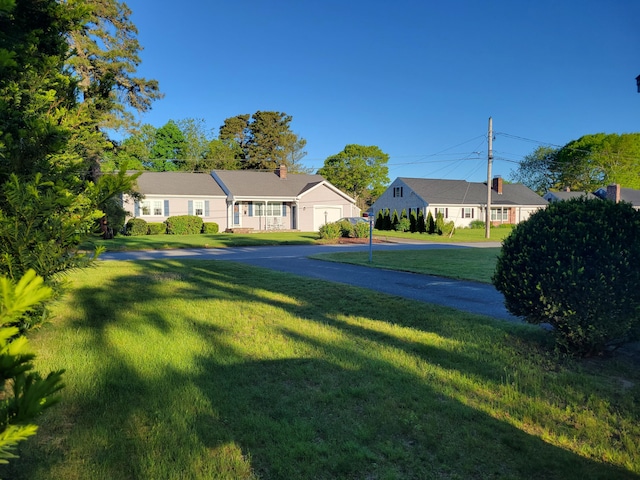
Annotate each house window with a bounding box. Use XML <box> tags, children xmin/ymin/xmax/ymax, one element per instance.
<box><xmin>266</xmin><ymin>202</ymin><xmax>283</xmax><ymax>216</ymax></box>
<box><xmin>393</xmin><ymin>186</ymin><xmax>403</xmax><ymax>197</ymax></box>
<box><xmin>140</xmin><ymin>200</ymin><xmax>163</xmax><ymax>216</ymax></box>
<box><xmin>435</xmin><ymin>207</ymin><xmax>447</xmax><ymax>218</ymax></box>
<box><xmin>194</xmin><ymin>200</ymin><xmax>204</xmax><ymax>216</ymax></box>
<box><xmin>491</xmin><ymin>207</ymin><xmax>509</xmax><ymax>221</ymax></box>
<box><xmin>462</xmin><ymin>207</ymin><xmax>474</xmax><ymax>219</ymax></box>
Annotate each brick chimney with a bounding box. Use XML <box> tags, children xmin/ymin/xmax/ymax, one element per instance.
<box><xmin>606</xmin><ymin>183</ymin><xmax>621</xmax><ymax>203</ymax></box>
<box><xmin>277</xmin><ymin>164</ymin><xmax>287</xmax><ymax>179</ymax></box>
<box><xmin>492</xmin><ymin>176</ymin><xmax>503</xmax><ymax>195</ymax></box>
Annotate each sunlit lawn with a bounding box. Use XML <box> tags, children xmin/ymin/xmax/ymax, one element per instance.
<box><xmin>312</xmin><ymin>248</ymin><xmax>501</xmax><ymax>284</ymax></box>
<box><xmin>5</xmin><ymin>260</ymin><xmax>640</xmax><ymax>479</ymax></box>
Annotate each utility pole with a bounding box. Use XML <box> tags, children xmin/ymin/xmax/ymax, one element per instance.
<box><xmin>485</xmin><ymin>117</ymin><xmax>493</xmax><ymax>239</ymax></box>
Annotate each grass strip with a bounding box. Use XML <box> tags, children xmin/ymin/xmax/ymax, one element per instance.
<box><xmin>312</xmin><ymin>248</ymin><xmax>501</xmax><ymax>283</ymax></box>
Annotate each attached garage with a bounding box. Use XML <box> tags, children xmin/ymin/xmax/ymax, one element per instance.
<box><xmin>313</xmin><ymin>206</ymin><xmax>342</xmax><ymax>231</ymax></box>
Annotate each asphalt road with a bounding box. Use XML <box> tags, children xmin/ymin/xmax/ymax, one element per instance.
<box><xmin>101</xmin><ymin>241</ymin><xmax>521</xmax><ymax>323</ymax></box>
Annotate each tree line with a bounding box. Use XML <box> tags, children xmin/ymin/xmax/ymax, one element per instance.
<box><xmin>510</xmin><ymin>133</ymin><xmax>640</xmax><ymax>194</ymax></box>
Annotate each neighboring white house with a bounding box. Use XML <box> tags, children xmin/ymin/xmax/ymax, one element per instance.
<box><xmin>371</xmin><ymin>177</ymin><xmax>547</xmax><ymax>227</ymax></box>
<box><xmin>122</xmin><ymin>166</ymin><xmax>360</xmax><ymax>232</ymax></box>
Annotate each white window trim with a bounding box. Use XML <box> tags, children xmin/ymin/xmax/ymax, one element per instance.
<box><xmin>193</xmin><ymin>200</ymin><xmax>204</xmax><ymax>217</ymax></box>
<box><xmin>140</xmin><ymin>199</ymin><xmax>164</xmax><ymax>217</ymax></box>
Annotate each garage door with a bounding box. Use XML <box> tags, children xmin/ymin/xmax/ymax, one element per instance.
<box><xmin>313</xmin><ymin>206</ymin><xmax>343</xmax><ymax>231</ymax></box>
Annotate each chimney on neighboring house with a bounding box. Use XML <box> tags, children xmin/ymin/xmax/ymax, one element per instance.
<box><xmin>492</xmin><ymin>176</ymin><xmax>503</xmax><ymax>194</ymax></box>
<box><xmin>277</xmin><ymin>164</ymin><xmax>287</xmax><ymax>179</ymax></box>
<box><xmin>564</xmin><ymin>186</ymin><xmax>571</xmax><ymax>192</ymax></box>
<box><xmin>606</xmin><ymin>183</ymin><xmax>621</xmax><ymax>203</ymax></box>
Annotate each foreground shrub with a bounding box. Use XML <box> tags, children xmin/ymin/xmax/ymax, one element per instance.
<box><xmin>319</xmin><ymin>222</ymin><xmax>341</xmax><ymax>240</ymax></box>
<box><xmin>337</xmin><ymin>220</ymin><xmax>354</xmax><ymax>238</ymax></box>
<box><xmin>202</xmin><ymin>222</ymin><xmax>219</xmax><ymax>234</ymax></box>
<box><xmin>468</xmin><ymin>220</ymin><xmax>485</xmax><ymax>229</ymax></box>
<box><xmin>493</xmin><ymin>198</ymin><xmax>640</xmax><ymax>356</ymax></box>
<box><xmin>0</xmin><ymin>270</ymin><xmax>64</xmax><ymax>465</ymax></box>
<box><xmin>125</xmin><ymin>218</ymin><xmax>148</xmax><ymax>236</ymax></box>
<box><xmin>166</xmin><ymin>215</ymin><xmax>204</xmax><ymax>235</ymax></box>
<box><xmin>147</xmin><ymin>222</ymin><xmax>166</xmax><ymax>235</ymax></box>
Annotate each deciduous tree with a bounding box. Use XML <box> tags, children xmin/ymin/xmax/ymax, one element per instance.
<box><xmin>318</xmin><ymin>144</ymin><xmax>390</xmax><ymax>208</ymax></box>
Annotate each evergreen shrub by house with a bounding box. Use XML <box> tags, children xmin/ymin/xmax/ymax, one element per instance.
<box><xmin>319</xmin><ymin>222</ymin><xmax>341</xmax><ymax>240</ymax></box>
<box><xmin>469</xmin><ymin>219</ymin><xmax>485</xmax><ymax>229</ymax></box>
<box><xmin>125</xmin><ymin>218</ymin><xmax>148</xmax><ymax>236</ymax></box>
<box><xmin>202</xmin><ymin>222</ymin><xmax>219</xmax><ymax>234</ymax></box>
<box><xmin>395</xmin><ymin>218</ymin><xmax>411</xmax><ymax>232</ymax></box>
<box><xmin>492</xmin><ymin>197</ymin><xmax>640</xmax><ymax>356</ymax></box>
<box><xmin>354</xmin><ymin>221</ymin><xmax>370</xmax><ymax>238</ymax></box>
<box><xmin>337</xmin><ymin>220</ymin><xmax>355</xmax><ymax>238</ymax></box>
<box><xmin>147</xmin><ymin>222</ymin><xmax>166</xmax><ymax>235</ymax></box>
<box><xmin>166</xmin><ymin>215</ymin><xmax>204</xmax><ymax>235</ymax></box>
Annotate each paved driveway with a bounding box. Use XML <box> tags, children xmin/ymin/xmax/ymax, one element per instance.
<box><xmin>101</xmin><ymin>242</ymin><xmax>520</xmax><ymax>323</ymax></box>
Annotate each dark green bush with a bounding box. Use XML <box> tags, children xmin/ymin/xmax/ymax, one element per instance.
<box><xmin>319</xmin><ymin>222</ymin><xmax>341</xmax><ymax>240</ymax></box>
<box><xmin>493</xmin><ymin>198</ymin><xmax>640</xmax><ymax>356</ymax></box>
<box><xmin>202</xmin><ymin>222</ymin><xmax>219</xmax><ymax>234</ymax></box>
<box><xmin>125</xmin><ymin>218</ymin><xmax>148</xmax><ymax>236</ymax></box>
<box><xmin>147</xmin><ymin>222</ymin><xmax>166</xmax><ymax>235</ymax></box>
<box><xmin>426</xmin><ymin>211</ymin><xmax>435</xmax><ymax>234</ymax></box>
<box><xmin>166</xmin><ymin>215</ymin><xmax>204</xmax><ymax>235</ymax></box>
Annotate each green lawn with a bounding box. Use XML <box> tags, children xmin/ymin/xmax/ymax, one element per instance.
<box><xmin>312</xmin><ymin>248</ymin><xmax>501</xmax><ymax>283</ymax></box>
<box><xmin>5</xmin><ymin>260</ymin><xmax>639</xmax><ymax>479</ymax></box>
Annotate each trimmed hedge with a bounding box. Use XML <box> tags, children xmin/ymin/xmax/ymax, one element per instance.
<box><xmin>493</xmin><ymin>197</ymin><xmax>640</xmax><ymax>356</ymax></box>
<box><xmin>202</xmin><ymin>222</ymin><xmax>219</xmax><ymax>234</ymax></box>
<box><xmin>147</xmin><ymin>222</ymin><xmax>166</xmax><ymax>235</ymax></box>
<box><xmin>125</xmin><ymin>218</ymin><xmax>148</xmax><ymax>236</ymax></box>
<box><xmin>165</xmin><ymin>215</ymin><xmax>204</xmax><ymax>235</ymax></box>
<box><xmin>319</xmin><ymin>222</ymin><xmax>341</xmax><ymax>240</ymax></box>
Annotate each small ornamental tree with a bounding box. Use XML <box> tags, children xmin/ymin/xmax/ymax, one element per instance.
<box><xmin>417</xmin><ymin>210</ymin><xmax>426</xmax><ymax>233</ymax></box>
<box><xmin>434</xmin><ymin>212</ymin><xmax>445</xmax><ymax>235</ymax></box>
<box><xmin>426</xmin><ymin>211</ymin><xmax>435</xmax><ymax>234</ymax></box>
<box><xmin>409</xmin><ymin>210</ymin><xmax>417</xmax><ymax>232</ymax></box>
<box><xmin>493</xmin><ymin>198</ymin><xmax>640</xmax><ymax>356</ymax></box>
<box><xmin>375</xmin><ymin>211</ymin><xmax>384</xmax><ymax>230</ymax></box>
<box><xmin>391</xmin><ymin>210</ymin><xmax>400</xmax><ymax>230</ymax></box>
<box><xmin>383</xmin><ymin>209</ymin><xmax>392</xmax><ymax>230</ymax></box>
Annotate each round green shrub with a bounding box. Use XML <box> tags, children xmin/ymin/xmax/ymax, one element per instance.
<box><xmin>202</xmin><ymin>222</ymin><xmax>219</xmax><ymax>234</ymax></box>
<box><xmin>395</xmin><ymin>218</ymin><xmax>411</xmax><ymax>232</ymax></box>
<box><xmin>354</xmin><ymin>221</ymin><xmax>370</xmax><ymax>238</ymax></box>
<box><xmin>337</xmin><ymin>220</ymin><xmax>355</xmax><ymax>238</ymax></box>
<box><xmin>125</xmin><ymin>218</ymin><xmax>148</xmax><ymax>236</ymax></box>
<box><xmin>147</xmin><ymin>222</ymin><xmax>166</xmax><ymax>235</ymax></box>
<box><xmin>319</xmin><ymin>222</ymin><xmax>341</xmax><ymax>240</ymax></box>
<box><xmin>492</xmin><ymin>198</ymin><xmax>640</xmax><ymax>356</ymax></box>
<box><xmin>166</xmin><ymin>215</ymin><xmax>204</xmax><ymax>235</ymax></box>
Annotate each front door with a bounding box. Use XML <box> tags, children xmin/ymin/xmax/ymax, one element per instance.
<box><xmin>233</xmin><ymin>203</ymin><xmax>240</xmax><ymax>225</ymax></box>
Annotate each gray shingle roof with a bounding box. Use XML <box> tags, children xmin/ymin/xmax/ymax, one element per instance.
<box><xmin>399</xmin><ymin>178</ymin><xmax>547</xmax><ymax>206</ymax></box>
<box><xmin>543</xmin><ymin>191</ymin><xmax>598</xmax><ymax>202</ymax></box>
<box><xmin>212</xmin><ymin>169</ymin><xmax>327</xmax><ymax>198</ymax></box>
<box><xmin>132</xmin><ymin>172</ymin><xmax>226</xmax><ymax>196</ymax></box>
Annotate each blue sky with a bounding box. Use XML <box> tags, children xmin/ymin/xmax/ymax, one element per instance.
<box><xmin>126</xmin><ymin>0</ymin><xmax>639</xmax><ymax>183</ymax></box>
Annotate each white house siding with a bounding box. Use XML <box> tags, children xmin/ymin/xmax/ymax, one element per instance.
<box><xmin>370</xmin><ymin>180</ymin><xmax>428</xmax><ymax>222</ymax></box>
<box><xmin>298</xmin><ymin>184</ymin><xmax>360</xmax><ymax>231</ymax></box>
<box><xmin>122</xmin><ymin>194</ymin><xmax>227</xmax><ymax>229</ymax></box>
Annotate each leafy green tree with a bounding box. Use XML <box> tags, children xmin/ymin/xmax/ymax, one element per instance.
<box><xmin>149</xmin><ymin>121</ymin><xmax>184</xmax><ymax>171</ymax></box>
<box><xmin>510</xmin><ymin>133</ymin><xmax>640</xmax><ymax>193</ymax></box>
<box><xmin>175</xmin><ymin>118</ymin><xmax>211</xmax><ymax>172</ymax></box>
<box><xmin>0</xmin><ymin>270</ymin><xmax>65</xmax><ymax>465</ymax></box>
<box><xmin>219</xmin><ymin>114</ymin><xmax>250</xmax><ymax>161</ymax></box>
<box><xmin>509</xmin><ymin>146</ymin><xmax>559</xmax><ymax>195</ymax></box>
<box><xmin>203</xmin><ymin>139</ymin><xmax>241</xmax><ymax>171</ymax></box>
<box><xmin>318</xmin><ymin>144</ymin><xmax>389</xmax><ymax>209</ymax></box>
<box><xmin>435</xmin><ymin>212</ymin><xmax>445</xmax><ymax>235</ymax></box>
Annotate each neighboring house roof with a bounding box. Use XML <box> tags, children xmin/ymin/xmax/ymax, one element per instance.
<box><xmin>594</xmin><ymin>186</ymin><xmax>640</xmax><ymax>206</ymax></box>
<box><xmin>132</xmin><ymin>171</ymin><xmax>226</xmax><ymax>196</ymax></box>
<box><xmin>211</xmin><ymin>169</ymin><xmax>354</xmax><ymax>202</ymax></box>
<box><xmin>543</xmin><ymin>191</ymin><xmax>598</xmax><ymax>202</ymax></box>
<box><xmin>398</xmin><ymin>178</ymin><xmax>547</xmax><ymax>206</ymax></box>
